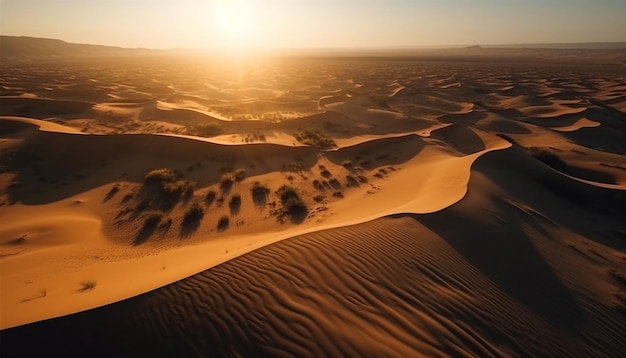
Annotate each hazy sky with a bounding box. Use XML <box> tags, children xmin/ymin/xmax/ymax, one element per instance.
<box><xmin>1</xmin><ymin>0</ymin><xmax>625</xmax><ymax>49</ymax></box>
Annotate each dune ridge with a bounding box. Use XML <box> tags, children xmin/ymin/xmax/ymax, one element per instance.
<box><xmin>2</xmin><ymin>146</ymin><xmax>625</xmax><ymax>356</ymax></box>
<box><xmin>1</xmin><ymin>49</ymin><xmax>626</xmax><ymax>356</ymax></box>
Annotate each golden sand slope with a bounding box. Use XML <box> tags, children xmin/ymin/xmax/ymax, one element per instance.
<box><xmin>1</xmin><ymin>52</ymin><xmax>626</xmax><ymax>355</ymax></box>
<box><xmin>2</xmin><ymin>147</ymin><xmax>625</xmax><ymax>357</ymax></box>
<box><xmin>0</xmin><ymin>115</ymin><xmax>509</xmax><ymax>328</ymax></box>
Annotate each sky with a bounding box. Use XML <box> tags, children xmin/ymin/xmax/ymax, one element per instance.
<box><xmin>1</xmin><ymin>0</ymin><xmax>625</xmax><ymax>49</ymax></box>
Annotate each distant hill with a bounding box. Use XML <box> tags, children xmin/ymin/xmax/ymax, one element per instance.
<box><xmin>1</xmin><ymin>36</ymin><xmax>625</xmax><ymax>62</ymax></box>
<box><xmin>0</xmin><ymin>36</ymin><xmax>158</xmax><ymax>60</ymax></box>
<box><xmin>482</xmin><ymin>42</ymin><xmax>626</xmax><ymax>50</ymax></box>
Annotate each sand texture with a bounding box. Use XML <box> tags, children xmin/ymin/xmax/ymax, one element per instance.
<box><xmin>1</xmin><ymin>40</ymin><xmax>626</xmax><ymax>356</ymax></box>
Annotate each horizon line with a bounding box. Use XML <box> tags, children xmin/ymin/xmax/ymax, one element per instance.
<box><xmin>2</xmin><ymin>34</ymin><xmax>626</xmax><ymax>52</ymax></box>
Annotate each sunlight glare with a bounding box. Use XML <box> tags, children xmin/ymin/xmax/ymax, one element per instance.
<box><xmin>215</xmin><ymin>0</ymin><xmax>254</xmax><ymax>35</ymax></box>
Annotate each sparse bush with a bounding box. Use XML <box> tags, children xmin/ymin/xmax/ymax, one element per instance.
<box><xmin>251</xmin><ymin>182</ymin><xmax>270</xmax><ymax>206</ymax></box>
<box><xmin>79</xmin><ymin>280</ymin><xmax>97</xmax><ymax>292</ymax></box>
<box><xmin>277</xmin><ymin>185</ymin><xmax>300</xmax><ymax>204</ymax></box>
<box><xmin>233</xmin><ymin>168</ymin><xmax>246</xmax><ymax>181</ymax></box>
<box><xmin>346</xmin><ymin>175</ymin><xmax>359</xmax><ymax>187</ymax></box>
<box><xmin>143</xmin><ymin>211</ymin><xmax>163</xmax><ymax>229</ymax></box>
<box><xmin>144</xmin><ymin>168</ymin><xmax>176</xmax><ymax>184</ymax></box>
<box><xmin>219</xmin><ymin>172</ymin><xmax>235</xmax><ymax>189</ymax></box>
<box><xmin>205</xmin><ymin>190</ymin><xmax>217</xmax><ymax>204</ymax></box>
<box><xmin>122</xmin><ymin>192</ymin><xmax>134</xmax><ymax>203</ymax></box>
<box><xmin>313</xmin><ymin>195</ymin><xmax>325</xmax><ymax>202</ymax></box>
<box><xmin>229</xmin><ymin>194</ymin><xmax>242</xmax><ymax>213</ymax></box>
<box><xmin>329</xmin><ymin>178</ymin><xmax>342</xmax><ymax>189</ymax></box>
<box><xmin>312</xmin><ymin>180</ymin><xmax>324</xmax><ymax>191</ymax></box>
<box><xmin>108</xmin><ymin>184</ymin><xmax>120</xmax><ymax>195</ymax></box>
<box><xmin>251</xmin><ymin>182</ymin><xmax>270</xmax><ymax>196</ymax></box>
<box><xmin>341</xmin><ymin>160</ymin><xmax>354</xmax><ymax>168</ymax></box>
<box><xmin>188</xmin><ymin>122</ymin><xmax>223</xmax><ymax>137</ymax></box>
<box><xmin>528</xmin><ymin>147</ymin><xmax>567</xmax><ymax>170</ymax></box>
<box><xmin>217</xmin><ymin>215</ymin><xmax>230</xmax><ymax>231</ymax></box>
<box><xmin>183</xmin><ymin>203</ymin><xmax>204</xmax><ymax>224</ymax></box>
<box><xmin>276</xmin><ymin>185</ymin><xmax>308</xmax><ymax>221</ymax></box>
<box><xmin>295</xmin><ymin>129</ymin><xmax>336</xmax><ymax>149</ymax></box>
<box><xmin>141</xmin><ymin>168</ymin><xmax>195</xmax><ymax>209</ymax></box>
<box><xmin>162</xmin><ymin>180</ymin><xmax>195</xmax><ymax>198</ymax></box>
<box><xmin>284</xmin><ymin>196</ymin><xmax>308</xmax><ymax>218</ymax></box>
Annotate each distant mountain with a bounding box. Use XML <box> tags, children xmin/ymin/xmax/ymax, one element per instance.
<box><xmin>482</xmin><ymin>42</ymin><xmax>626</xmax><ymax>50</ymax></box>
<box><xmin>0</xmin><ymin>36</ymin><xmax>158</xmax><ymax>60</ymax></box>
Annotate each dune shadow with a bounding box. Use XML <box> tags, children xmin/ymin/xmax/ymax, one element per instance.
<box><xmin>229</xmin><ymin>195</ymin><xmax>241</xmax><ymax>215</ymax></box>
<box><xmin>133</xmin><ymin>223</ymin><xmax>157</xmax><ymax>246</ymax></box>
<box><xmin>217</xmin><ymin>216</ymin><xmax>229</xmax><ymax>231</ymax></box>
<box><xmin>102</xmin><ymin>186</ymin><xmax>120</xmax><ymax>203</ymax></box>
<box><xmin>287</xmin><ymin>210</ymin><xmax>308</xmax><ymax>224</ymax></box>
<box><xmin>325</xmin><ymin>134</ymin><xmax>425</xmax><ymax>169</ymax></box>
<box><xmin>416</xmin><ymin>197</ymin><xmax>585</xmax><ymax>330</ymax></box>
<box><xmin>430</xmin><ymin>123</ymin><xmax>485</xmax><ymax>155</ymax></box>
<box><xmin>563</xmin><ymin>165</ymin><xmax>617</xmax><ymax>184</ymax></box>
<box><xmin>179</xmin><ymin>220</ymin><xmax>201</xmax><ymax>238</ymax></box>
<box><xmin>252</xmin><ymin>191</ymin><xmax>268</xmax><ymax>208</ymax></box>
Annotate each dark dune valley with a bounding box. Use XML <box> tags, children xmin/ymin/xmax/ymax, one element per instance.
<box><xmin>1</xmin><ymin>36</ymin><xmax>626</xmax><ymax>357</ymax></box>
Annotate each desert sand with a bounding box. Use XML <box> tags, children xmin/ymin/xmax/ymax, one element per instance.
<box><xmin>1</xmin><ymin>38</ymin><xmax>626</xmax><ymax>356</ymax></box>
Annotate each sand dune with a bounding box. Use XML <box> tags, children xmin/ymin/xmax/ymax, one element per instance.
<box><xmin>1</xmin><ymin>46</ymin><xmax>626</xmax><ymax>356</ymax></box>
<box><xmin>2</xmin><ymin>147</ymin><xmax>625</xmax><ymax>356</ymax></box>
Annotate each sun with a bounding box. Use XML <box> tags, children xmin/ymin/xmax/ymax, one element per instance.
<box><xmin>215</xmin><ymin>0</ymin><xmax>253</xmax><ymax>35</ymax></box>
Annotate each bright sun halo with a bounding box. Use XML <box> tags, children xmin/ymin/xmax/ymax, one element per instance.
<box><xmin>215</xmin><ymin>0</ymin><xmax>253</xmax><ymax>35</ymax></box>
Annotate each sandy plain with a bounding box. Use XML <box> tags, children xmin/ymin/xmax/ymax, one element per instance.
<box><xmin>1</xmin><ymin>42</ymin><xmax>626</xmax><ymax>356</ymax></box>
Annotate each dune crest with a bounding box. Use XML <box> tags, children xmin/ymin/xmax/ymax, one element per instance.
<box><xmin>1</xmin><ymin>48</ymin><xmax>625</xmax><ymax>355</ymax></box>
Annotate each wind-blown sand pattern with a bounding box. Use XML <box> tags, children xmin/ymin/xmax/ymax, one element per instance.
<box><xmin>1</xmin><ymin>39</ymin><xmax>626</xmax><ymax>356</ymax></box>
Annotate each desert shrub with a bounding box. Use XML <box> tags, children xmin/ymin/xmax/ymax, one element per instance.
<box><xmin>341</xmin><ymin>160</ymin><xmax>354</xmax><ymax>168</ymax></box>
<box><xmin>276</xmin><ymin>185</ymin><xmax>300</xmax><ymax>204</ymax></box>
<box><xmin>183</xmin><ymin>203</ymin><xmax>205</xmax><ymax>224</ymax></box>
<box><xmin>295</xmin><ymin>129</ymin><xmax>336</xmax><ymax>149</ymax></box>
<box><xmin>312</xmin><ymin>180</ymin><xmax>324</xmax><ymax>191</ymax></box>
<box><xmin>143</xmin><ymin>211</ymin><xmax>163</xmax><ymax>229</ymax></box>
<box><xmin>144</xmin><ymin>168</ymin><xmax>176</xmax><ymax>184</ymax></box>
<box><xmin>346</xmin><ymin>175</ymin><xmax>359</xmax><ymax>187</ymax></box>
<box><xmin>205</xmin><ymin>190</ymin><xmax>217</xmax><ymax>204</ymax></box>
<box><xmin>188</xmin><ymin>122</ymin><xmax>223</xmax><ymax>137</ymax></box>
<box><xmin>251</xmin><ymin>182</ymin><xmax>270</xmax><ymax>196</ymax></box>
<box><xmin>217</xmin><ymin>215</ymin><xmax>230</xmax><ymax>231</ymax></box>
<box><xmin>284</xmin><ymin>197</ymin><xmax>307</xmax><ymax>218</ymax></box>
<box><xmin>229</xmin><ymin>194</ymin><xmax>242</xmax><ymax>212</ymax></box>
<box><xmin>79</xmin><ymin>280</ymin><xmax>97</xmax><ymax>292</ymax></box>
<box><xmin>313</xmin><ymin>195</ymin><xmax>325</xmax><ymax>202</ymax></box>
<box><xmin>276</xmin><ymin>185</ymin><xmax>308</xmax><ymax>221</ymax></box>
<box><xmin>251</xmin><ymin>182</ymin><xmax>270</xmax><ymax>206</ymax></box>
<box><xmin>219</xmin><ymin>173</ymin><xmax>235</xmax><ymax>190</ymax></box>
<box><xmin>329</xmin><ymin>178</ymin><xmax>342</xmax><ymax>189</ymax></box>
<box><xmin>333</xmin><ymin>191</ymin><xmax>344</xmax><ymax>198</ymax></box>
<box><xmin>142</xmin><ymin>168</ymin><xmax>195</xmax><ymax>208</ymax></box>
<box><xmin>162</xmin><ymin>180</ymin><xmax>195</xmax><ymax>198</ymax></box>
<box><xmin>108</xmin><ymin>184</ymin><xmax>120</xmax><ymax>195</ymax></box>
<box><xmin>158</xmin><ymin>218</ymin><xmax>173</xmax><ymax>231</ymax></box>
<box><xmin>233</xmin><ymin>168</ymin><xmax>246</xmax><ymax>181</ymax></box>
<box><xmin>528</xmin><ymin>147</ymin><xmax>567</xmax><ymax>170</ymax></box>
